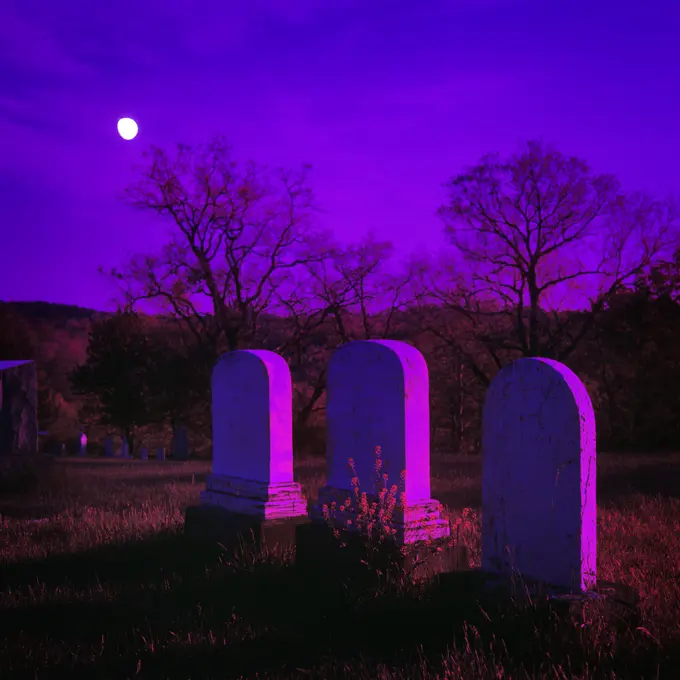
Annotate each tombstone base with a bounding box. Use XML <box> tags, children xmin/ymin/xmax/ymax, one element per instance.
<box><xmin>184</xmin><ymin>503</ymin><xmax>310</xmax><ymax>552</ymax></box>
<box><xmin>201</xmin><ymin>474</ymin><xmax>308</xmax><ymax>519</ymax></box>
<box><xmin>439</xmin><ymin>570</ymin><xmax>640</xmax><ymax>629</ymax></box>
<box><xmin>295</xmin><ymin>521</ymin><xmax>469</xmax><ymax>587</ymax></box>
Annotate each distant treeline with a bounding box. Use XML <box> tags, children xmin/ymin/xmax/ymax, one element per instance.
<box><xmin>2</xmin><ymin>283</ymin><xmax>680</xmax><ymax>457</ymax></box>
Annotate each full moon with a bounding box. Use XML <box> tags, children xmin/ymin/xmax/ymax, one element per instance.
<box><xmin>117</xmin><ymin>117</ymin><xmax>138</xmax><ymax>140</ymax></box>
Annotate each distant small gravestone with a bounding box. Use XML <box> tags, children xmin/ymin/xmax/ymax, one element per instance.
<box><xmin>121</xmin><ymin>438</ymin><xmax>130</xmax><ymax>459</ymax></box>
<box><xmin>174</xmin><ymin>426</ymin><xmax>189</xmax><ymax>460</ymax></box>
<box><xmin>104</xmin><ymin>437</ymin><xmax>113</xmax><ymax>458</ymax></box>
<box><xmin>141</xmin><ymin>447</ymin><xmax>148</xmax><ymax>461</ymax></box>
<box><xmin>156</xmin><ymin>447</ymin><xmax>165</xmax><ymax>461</ymax></box>
<box><xmin>482</xmin><ymin>358</ymin><xmax>597</xmax><ymax>592</ymax></box>
<box><xmin>78</xmin><ymin>432</ymin><xmax>87</xmax><ymax>457</ymax></box>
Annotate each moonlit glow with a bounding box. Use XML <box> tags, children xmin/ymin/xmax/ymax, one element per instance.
<box><xmin>117</xmin><ymin>117</ymin><xmax>138</xmax><ymax>140</ymax></box>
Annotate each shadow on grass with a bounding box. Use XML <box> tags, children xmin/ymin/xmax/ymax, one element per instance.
<box><xmin>0</xmin><ymin>531</ymin><xmax>221</xmax><ymax>591</ymax></box>
<box><xmin>0</xmin><ymin>528</ymin><xmax>668</xmax><ymax>680</ymax></box>
<box><xmin>0</xmin><ymin>543</ymin><xmax>503</xmax><ymax>679</ymax></box>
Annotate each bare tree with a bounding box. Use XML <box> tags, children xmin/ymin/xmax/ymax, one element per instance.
<box><xmin>110</xmin><ymin>136</ymin><xmax>322</xmax><ymax>353</ymax></box>
<box><xmin>303</xmin><ymin>236</ymin><xmax>411</xmax><ymax>343</ymax></box>
<box><xmin>277</xmin><ymin>235</ymin><xmax>412</xmax><ymax>430</ymax></box>
<box><xmin>109</xmin><ymin>138</ymin><xmax>411</xmax><ymax>445</ymax></box>
<box><xmin>420</xmin><ymin>140</ymin><xmax>679</xmax><ymax>382</ymax></box>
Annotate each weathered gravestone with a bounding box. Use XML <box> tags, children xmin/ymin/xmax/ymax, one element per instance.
<box><xmin>482</xmin><ymin>358</ymin><xmax>597</xmax><ymax>593</ymax></box>
<box><xmin>174</xmin><ymin>426</ymin><xmax>189</xmax><ymax>460</ymax></box>
<box><xmin>298</xmin><ymin>340</ymin><xmax>465</xmax><ymax>581</ymax></box>
<box><xmin>141</xmin><ymin>447</ymin><xmax>148</xmax><ymax>461</ymax></box>
<box><xmin>104</xmin><ymin>437</ymin><xmax>113</xmax><ymax>458</ymax></box>
<box><xmin>121</xmin><ymin>438</ymin><xmax>130</xmax><ymax>459</ymax></box>
<box><xmin>0</xmin><ymin>360</ymin><xmax>38</xmax><ymax>455</ymax></box>
<box><xmin>185</xmin><ymin>350</ymin><xmax>308</xmax><ymax>549</ymax></box>
<box><xmin>156</xmin><ymin>447</ymin><xmax>165</xmax><ymax>461</ymax></box>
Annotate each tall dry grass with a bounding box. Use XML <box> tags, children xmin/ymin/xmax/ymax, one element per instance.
<box><xmin>0</xmin><ymin>453</ymin><xmax>678</xmax><ymax>679</ymax></box>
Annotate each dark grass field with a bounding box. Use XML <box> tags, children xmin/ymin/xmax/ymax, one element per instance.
<box><xmin>0</xmin><ymin>454</ymin><xmax>679</xmax><ymax>679</ymax></box>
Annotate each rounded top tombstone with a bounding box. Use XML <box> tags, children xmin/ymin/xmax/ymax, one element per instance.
<box><xmin>211</xmin><ymin>350</ymin><xmax>294</xmax><ymax>484</ymax></box>
<box><xmin>482</xmin><ymin>358</ymin><xmax>597</xmax><ymax>592</ymax></box>
<box><xmin>326</xmin><ymin>340</ymin><xmax>431</xmax><ymax>502</ymax></box>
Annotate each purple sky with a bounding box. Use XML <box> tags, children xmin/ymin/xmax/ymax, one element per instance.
<box><xmin>1</xmin><ymin>0</ymin><xmax>679</xmax><ymax>311</ymax></box>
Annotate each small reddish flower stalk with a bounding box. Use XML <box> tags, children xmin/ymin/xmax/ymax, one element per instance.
<box><xmin>322</xmin><ymin>445</ymin><xmax>421</xmax><ymax>550</ymax></box>
<box><xmin>322</xmin><ymin>445</ymin><xmax>474</xmax><ymax>574</ymax></box>
<box><xmin>323</xmin><ymin>446</ymin><xmax>405</xmax><ymax>545</ymax></box>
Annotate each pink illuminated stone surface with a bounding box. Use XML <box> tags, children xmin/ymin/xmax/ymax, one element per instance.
<box><xmin>202</xmin><ymin>350</ymin><xmax>307</xmax><ymax>519</ymax></box>
<box><xmin>482</xmin><ymin>358</ymin><xmax>597</xmax><ymax>592</ymax></box>
<box><xmin>314</xmin><ymin>340</ymin><xmax>449</xmax><ymax>544</ymax></box>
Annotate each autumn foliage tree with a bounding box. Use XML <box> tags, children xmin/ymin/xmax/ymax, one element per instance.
<box><xmin>0</xmin><ymin>303</ymin><xmax>34</xmax><ymax>361</ymax></box>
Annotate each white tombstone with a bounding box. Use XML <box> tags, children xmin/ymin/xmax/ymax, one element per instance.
<box><xmin>313</xmin><ymin>340</ymin><xmax>449</xmax><ymax>545</ymax></box>
<box><xmin>156</xmin><ymin>447</ymin><xmax>166</xmax><ymax>461</ymax></box>
<box><xmin>78</xmin><ymin>432</ymin><xmax>87</xmax><ymax>457</ymax></box>
<box><xmin>482</xmin><ymin>358</ymin><xmax>597</xmax><ymax>592</ymax></box>
<box><xmin>141</xmin><ymin>447</ymin><xmax>148</xmax><ymax>461</ymax></box>
<box><xmin>200</xmin><ymin>350</ymin><xmax>307</xmax><ymax>519</ymax></box>
<box><xmin>121</xmin><ymin>438</ymin><xmax>130</xmax><ymax>458</ymax></box>
<box><xmin>174</xmin><ymin>426</ymin><xmax>189</xmax><ymax>460</ymax></box>
<box><xmin>104</xmin><ymin>436</ymin><xmax>113</xmax><ymax>457</ymax></box>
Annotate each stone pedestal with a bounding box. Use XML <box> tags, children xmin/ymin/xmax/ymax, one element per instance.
<box><xmin>436</xmin><ymin>570</ymin><xmax>640</xmax><ymax>631</ymax></box>
<box><xmin>185</xmin><ymin>504</ymin><xmax>309</xmax><ymax>552</ymax></box>
<box><xmin>200</xmin><ymin>474</ymin><xmax>308</xmax><ymax>519</ymax></box>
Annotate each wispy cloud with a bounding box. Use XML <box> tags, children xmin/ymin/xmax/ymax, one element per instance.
<box><xmin>0</xmin><ymin>3</ymin><xmax>93</xmax><ymax>80</ymax></box>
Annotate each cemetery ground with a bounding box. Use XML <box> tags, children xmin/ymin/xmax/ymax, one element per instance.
<box><xmin>0</xmin><ymin>455</ymin><xmax>679</xmax><ymax>680</ymax></box>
